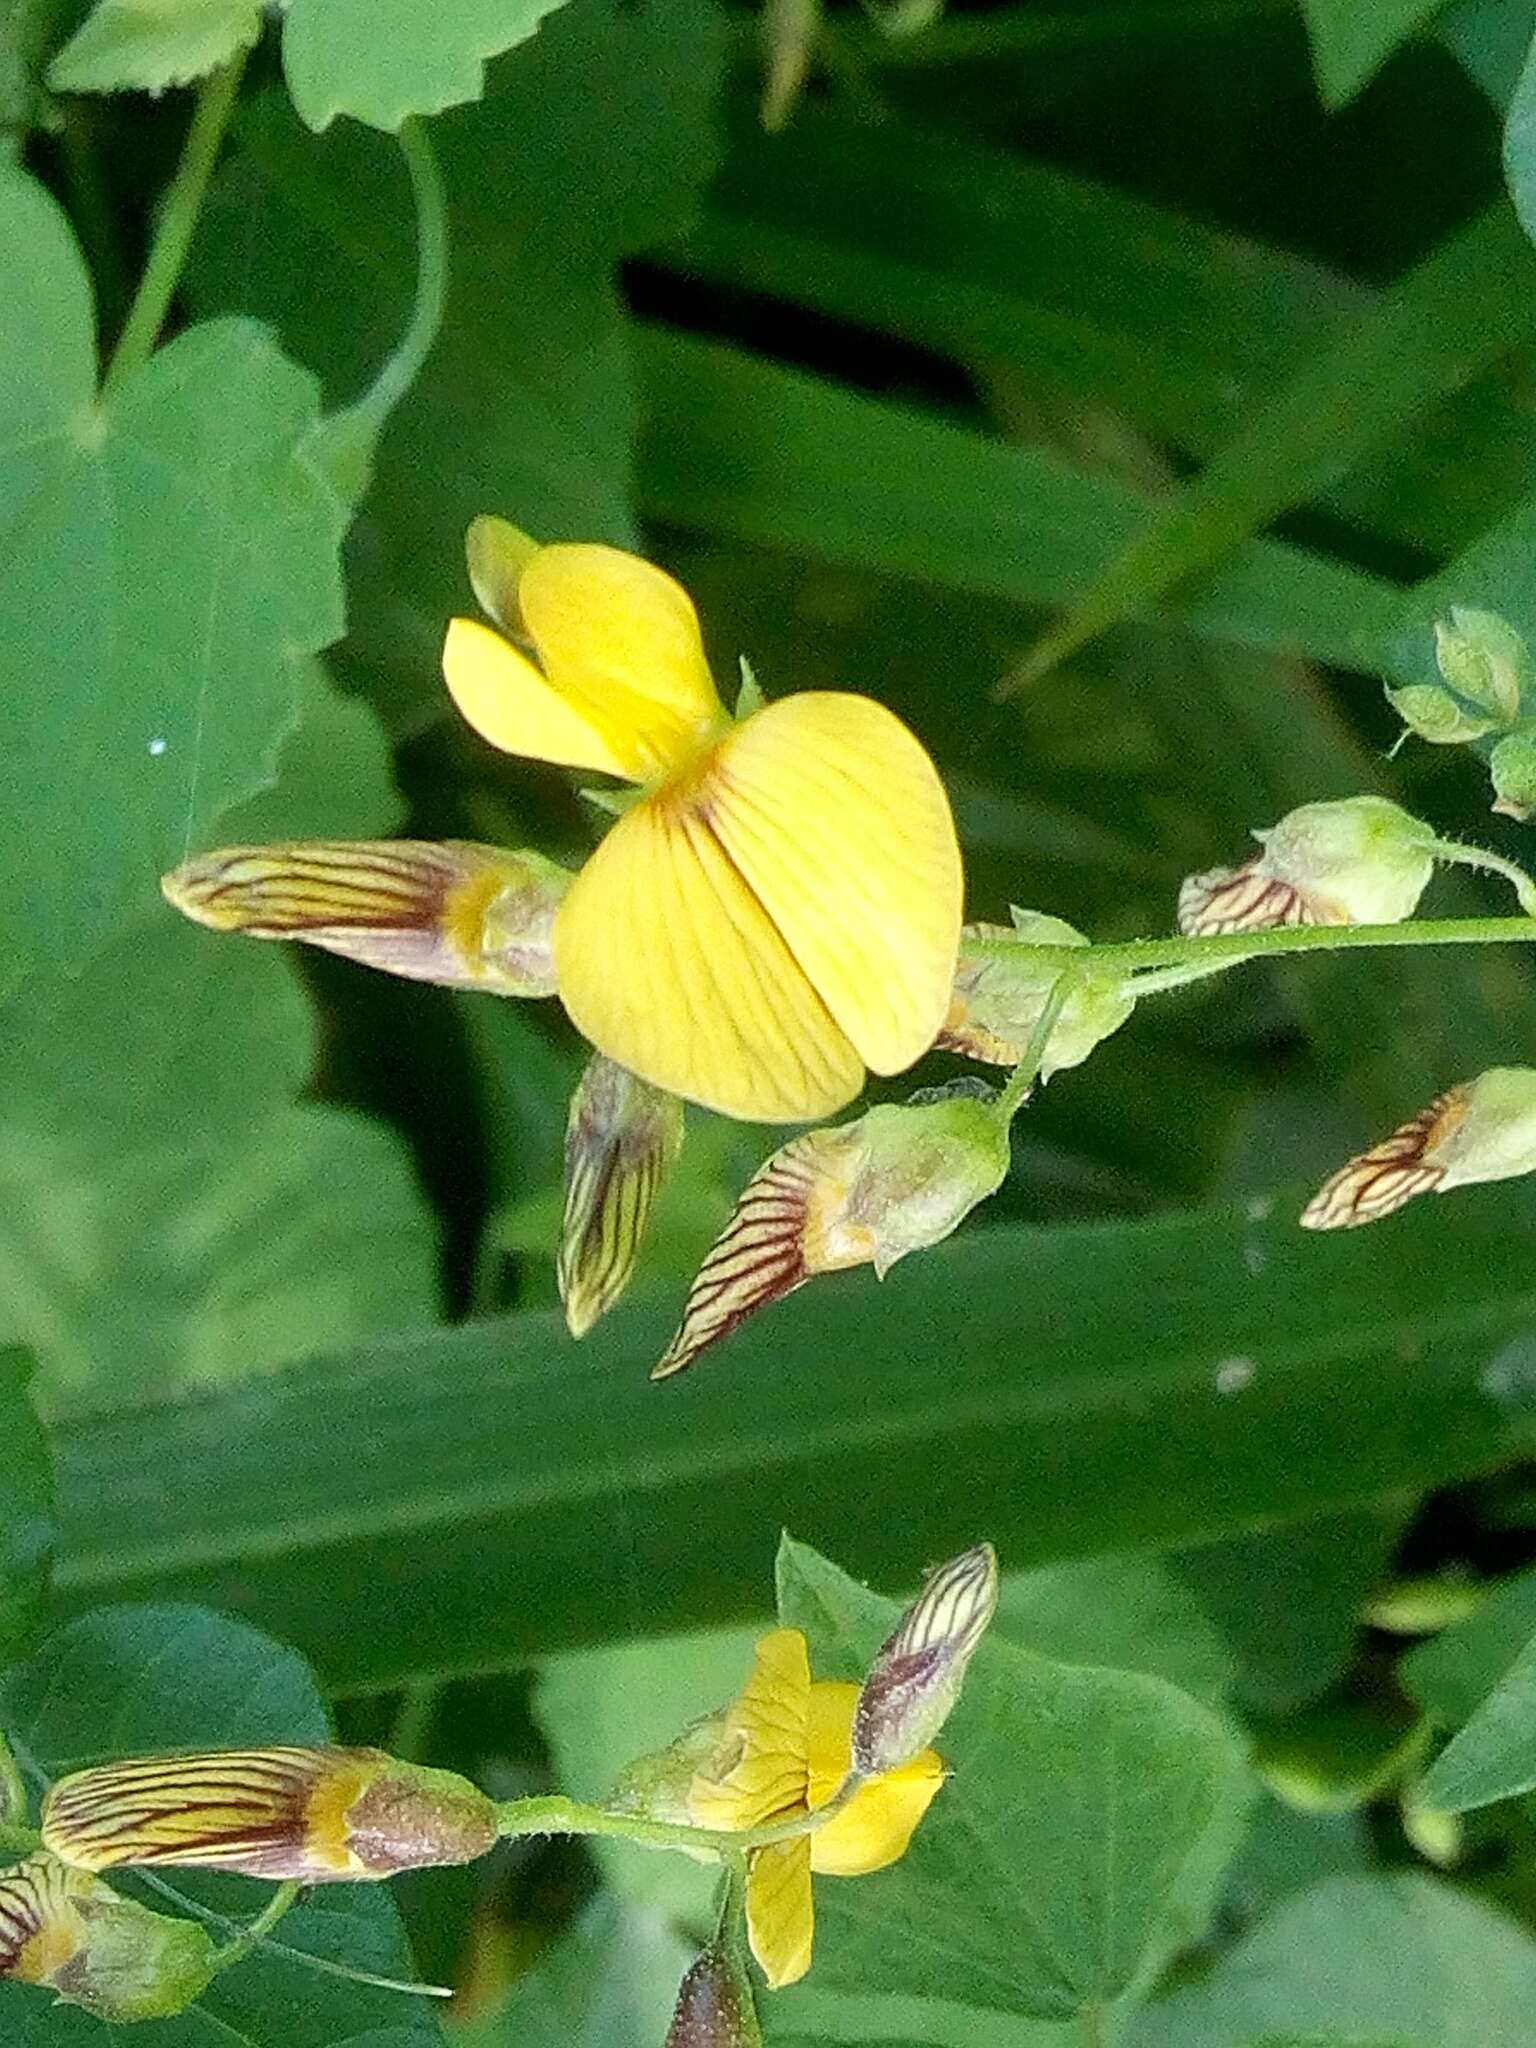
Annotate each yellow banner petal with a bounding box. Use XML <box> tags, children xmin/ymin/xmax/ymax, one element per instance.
<box><xmin>745</xmin><ymin>1837</ymin><xmax>815</xmax><ymax>1989</ymax></box>
<box><xmin>519</xmin><ymin>544</ymin><xmax>726</xmax><ymax>774</ymax></box>
<box><xmin>442</xmin><ymin>616</ymin><xmax>634</xmax><ymax>776</ymax></box>
<box><xmin>691</xmin><ymin>1628</ymin><xmax>811</xmax><ymax>1834</ymax></box>
<box><xmin>704</xmin><ymin>694</ymin><xmax>963</xmax><ymax>1075</ymax></box>
<box><xmin>554</xmin><ymin>791</ymin><xmax>865</xmax><ymax>1122</ymax></box>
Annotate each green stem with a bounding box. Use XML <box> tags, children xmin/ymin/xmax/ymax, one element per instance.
<box><xmin>1055</xmin><ymin>914</ymin><xmax>1536</xmax><ymax>978</ymax></box>
<box><xmin>1077</xmin><ymin>2005</ymin><xmax>1108</xmax><ymax>2048</ymax></box>
<box><xmin>495</xmin><ymin>1778</ymin><xmax>865</xmax><ymax>1860</ymax></box>
<box><xmin>1428</xmin><ymin>836</ymin><xmax>1536</xmax><ymax>918</ymax></box>
<box><xmin>1123</xmin><ymin>953</ymin><xmax>1258</xmax><ymax>998</ymax></box>
<box><xmin>994</xmin><ymin>973</ymin><xmax>1074</xmax><ymax>1122</ymax></box>
<box><xmin>102</xmin><ymin>52</ymin><xmax>247</xmax><ymax>399</ymax></box>
<box><xmin>210</xmin><ymin>1881</ymin><xmax>300</xmax><ymax>1975</ymax></box>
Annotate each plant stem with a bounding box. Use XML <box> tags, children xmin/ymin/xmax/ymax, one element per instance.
<box><xmin>1078</xmin><ymin>2005</ymin><xmax>1108</xmax><ymax>2048</ymax></box>
<box><xmin>1055</xmin><ymin>914</ymin><xmax>1536</xmax><ymax>979</ymax></box>
<box><xmin>495</xmin><ymin>1778</ymin><xmax>864</xmax><ymax>1859</ymax></box>
<box><xmin>995</xmin><ymin>973</ymin><xmax>1073</xmax><ymax>1122</ymax></box>
<box><xmin>210</xmin><ymin>1881</ymin><xmax>300</xmax><ymax>1974</ymax></box>
<box><xmin>1428</xmin><ymin>836</ymin><xmax>1536</xmax><ymax>917</ymax></box>
<box><xmin>102</xmin><ymin>52</ymin><xmax>247</xmax><ymax>399</ymax></box>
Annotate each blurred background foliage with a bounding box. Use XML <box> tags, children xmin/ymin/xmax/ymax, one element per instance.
<box><xmin>12</xmin><ymin>0</ymin><xmax>1536</xmax><ymax>2038</ymax></box>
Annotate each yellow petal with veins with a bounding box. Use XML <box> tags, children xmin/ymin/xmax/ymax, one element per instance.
<box><xmin>554</xmin><ymin>789</ymin><xmax>865</xmax><ymax>1122</ymax></box>
<box><xmin>746</xmin><ymin>1837</ymin><xmax>815</xmax><ymax>1989</ymax></box>
<box><xmin>442</xmin><ymin>617</ymin><xmax>634</xmax><ymax>776</ymax></box>
<box><xmin>690</xmin><ymin>1628</ymin><xmax>811</xmax><ymax>1833</ymax></box>
<box><xmin>519</xmin><ymin>544</ymin><xmax>726</xmax><ymax>774</ymax></box>
<box><xmin>705</xmin><ymin>693</ymin><xmax>963</xmax><ymax>1075</ymax></box>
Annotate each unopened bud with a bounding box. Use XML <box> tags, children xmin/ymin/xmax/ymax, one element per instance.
<box><xmin>1301</xmin><ymin>1067</ymin><xmax>1536</xmax><ymax>1229</ymax></box>
<box><xmin>42</xmin><ymin>1746</ymin><xmax>496</xmax><ymax>1882</ymax></box>
<box><xmin>1385</xmin><ymin>683</ymin><xmax>1495</xmax><ymax>746</ymax></box>
<box><xmin>939</xmin><ymin>910</ymin><xmax>1132</xmax><ymax>1072</ymax></box>
<box><xmin>0</xmin><ymin>1852</ymin><xmax>217</xmax><ymax>2021</ymax></box>
<box><xmin>1433</xmin><ymin>608</ymin><xmax>1529</xmax><ymax>725</ymax></box>
<box><xmin>559</xmin><ymin>1054</ymin><xmax>685</xmax><ymax>1337</ymax></box>
<box><xmin>163</xmin><ymin>839</ymin><xmax>569</xmax><ymax>995</ymax></box>
<box><xmin>666</xmin><ymin>1946</ymin><xmax>765</xmax><ymax>2047</ymax></box>
<box><xmin>1490</xmin><ymin>730</ymin><xmax>1536</xmax><ymax>823</ymax></box>
<box><xmin>1178</xmin><ymin>796</ymin><xmax>1434</xmax><ymax>934</ymax></box>
<box><xmin>654</xmin><ymin>1091</ymin><xmax>1009</xmax><ymax>1377</ymax></box>
<box><xmin>852</xmin><ymin>1543</ymin><xmax>997</xmax><ymax>1779</ymax></box>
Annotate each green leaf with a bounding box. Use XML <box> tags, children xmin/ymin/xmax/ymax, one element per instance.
<box><xmin>1502</xmin><ymin>27</ymin><xmax>1536</xmax><ymax>247</ymax></box>
<box><xmin>1011</xmin><ymin>206</ymin><xmax>1536</xmax><ymax>687</ymax></box>
<box><xmin>991</xmin><ymin>1555</ymin><xmax>1233</xmax><ymax>1705</ymax></box>
<box><xmin>635</xmin><ymin>327</ymin><xmax>1402</xmax><ymax>681</ymax></box>
<box><xmin>47</xmin><ymin>1185</ymin><xmax>1536</xmax><ymax>1690</ymax></box>
<box><xmin>454</xmin><ymin>1894</ymin><xmax>693</xmax><ymax>2047</ymax></box>
<box><xmin>281</xmin><ymin>0</ymin><xmax>572</xmax><ymax>132</ymax></box>
<box><xmin>1417</xmin><ymin>1623</ymin><xmax>1536</xmax><ymax>1810</ymax></box>
<box><xmin>1440</xmin><ymin>0</ymin><xmax>1536</xmax><ymax>105</ymax></box>
<box><xmin>1</xmin><ymin>1604</ymin><xmax>443</xmax><ymax>2043</ymax></box>
<box><xmin>0</xmin><ymin>909</ymin><xmax>438</xmax><ymax>1410</ymax></box>
<box><xmin>1133</xmin><ymin>1873</ymin><xmax>1536</xmax><ymax>2047</ymax></box>
<box><xmin>0</xmin><ymin>1347</ymin><xmax>52</xmax><ymax>1664</ymax></box>
<box><xmin>48</xmin><ymin>0</ymin><xmax>263</xmax><ymax>93</ymax></box>
<box><xmin>0</xmin><ymin>167</ymin><xmax>345</xmax><ymax>972</ymax></box>
<box><xmin>1299</xmin><ymin>0</ymin><xmax>1452</xmax><ymax>105</ymax></box>
<box><xmin>191</xmin><ymin>0</ymin><xmax>727</xmax><ymax>732</ymax></box>
<box><xmin>776</xmin><ymin>1539</ymin><xmax>1250</xmax><ymax>2021</ymax></box>
<box><xmin>1402</xmin><ymin>1559</ymin><xmax>1536</xmax><ymax>1727</ymax></box>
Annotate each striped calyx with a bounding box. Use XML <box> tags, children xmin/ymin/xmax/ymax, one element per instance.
<box><xmin>558</xmin><ymin>1053</ymin><xmax>685</xmax><ymax>1336</ymax></box>
<box><xmin>940</xmin><ymin>909</ymin><xmax>1132</xmax><ymax>1074</ymax></box>
<box><xmin>852</xmin><ymin>1543</ymin><xmax>998</xmax><ymax>1778</ymax></box>
<box><xmin>655</xmin><ymin>1094</ymin><xmax>1009</xmax><ymax>1379</ymax></box>
<box><xmin>162</xmin><ymin>839</ymin><xmax>570</xmax><ymax>995</ymax></box>
<box><xmin>0</xmin><ymin>1851</ymin><xmax>218</xmax><ymax>2020</ymax></box>
<box><xmin>1301</xmin><ymin>1067</ymin><xmax>1536</xmax><ymax>1229</ymax></box>
<box><xmin>1178</xmin><ymin>797</ymin><xmax>1435</xmax><ymax>935</ymax></box>
<box><xmin>42</xmin><ymin>1746</ymin><xmax>496</xmax><ymax>1882</ymax></box>
<box><xmin>665</xmin><ymin>1946</ymin><xmax>765</xmax><ymax>2047</ymax></box>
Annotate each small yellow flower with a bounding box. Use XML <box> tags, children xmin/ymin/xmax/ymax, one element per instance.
<box><xmin>686</xmin><ymin>1629</ymin><xmax>943</xmax><ymax>1990</ymax></box>
<box><xmin>442</xmin><ymin>522</ymin><xmax>964</xmax><ymax>1123</ymax></box>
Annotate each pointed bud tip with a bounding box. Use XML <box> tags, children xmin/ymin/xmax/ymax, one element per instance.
<box><xmin>851</xmin><ymin>1542</ymin><xmax>999</xmax><ymax>1775</ymax></box>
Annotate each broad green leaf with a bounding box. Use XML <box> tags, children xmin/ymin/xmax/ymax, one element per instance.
<box><xmin>0</xmin><ymin>909</ymin><xmax>438</xmax><ymax>1410</ymax></box>
<box><xmin>1010</xmin><ymin>206</ymin><xmax>1536</xmax><ymax>686</ymax></box>
<box><xmin>1387</xmin><ymin>486</ymin><xmax>1536</xmax><ymax>685</ymax></box>
<box><xmin>1503</xmin><ymin>26</ymin><xmax>1536</xmax><ymax>246</ymax></box>
<box><xmin>1300</xmin><ymin>0</ymin><xmax>1452</xmax><ymax>105</ymax></box>
<box><xmin>1417</xmin><ymin>1623</ymin><xmax>1536</xmax><ymax>1810</ymax></box>
<box><xmin>0</xmin><ymin>167</ymin><xmax>345</xmax><ymax>972</ymax></box>
<box><xmin>767</xmin><ymin>1989</ymin><xmax>1075</xmax><ymax>2047</ymax></box>
<box><xmin>1132</xmin><ymin>1873</ymin><xmax>1536</xmax><ymax>2047</ymax></box>
<box><xmin>281</xmin><ymin>0</ymin><xmax>571</xmax><ymax>132</ymax></box>
<box><xmin>192</xmin><ymin>0</ymin><xmax>726</xmax><ymax>732</ymax></box>
<box><xmin>1402</xmin><ymin>1560</ymin><xmax>1536</xmax><ymax>1727</ymax></box>
<box><xmin>1440</xmin><ymin>0</ymin><xmax>1536</xmax><ymax>105</ymax></box>
<box><xmin>0</xmin><ymin>1604</ymin><xmax>443</xmax><ymax>2043</ymax></box>
<box><xmin>991</xmin><ymin>1556</ymin><xmax>1233</xmax><ymax>1705</ymax></box>
<box><xmin>776</xmin><ymin>1540</ymin><xmax>1250</xmax><ymax>2022</ymax></box>
<box><xmin>48</xmin><ymin>0</ymin><xmax>263</xmax><ymax>92</ymax></box>
<box><xmin>48</xmin><ymin>1183</ymin><xmax>1536</xmax><ymax>1690</ymax></box>
<box><xmin>635</xmin><ymin>327</ymin><xmax>1403</xmax><ymax>680</ymax></box>
<box><xmin>455</xmin><ymin>1895</ymin><xmax>693</xmax><ymax>2047</ymax></box>
<box><xmin>0</xmin><ymin>1347</ymin><xmax>52</xmax><ymax>1664</ymax></box>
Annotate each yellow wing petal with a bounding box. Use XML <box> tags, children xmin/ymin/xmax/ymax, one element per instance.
<box><xmin>703</xmin><ymin>694</ymin><xmax>963</xmax><ymax>1075</ymax></box>
<box><xmin>518</xmin><ymin>544</ymin><xmax>725</xmax><ymax>775</ymax></box>
<box><xmin>690</xmin><ymin>1628</ymin><xmax>811</xmax><ymax>1833</ymax></box>
<box><xmin>441</xmin><ymin>616</ymin><xmax>633</xmax><ymax>776</ymax></box>
<box><xmin>554</xmin><ymin>790</ymin><xmax>865</xmax><ymax>1122</ymax></box>
<box><xmin>746</xmin><ymin>1838</ymin><xmax>815</xmax><ymax>1989</ymax></box>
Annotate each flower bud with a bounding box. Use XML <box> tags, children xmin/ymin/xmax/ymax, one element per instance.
<box><xmin>1178</xmin><ymin>796</ymin><xmax>1434</xmax><ymax>935</ymax></box>
<box><xmin>1300</xmin><ymin>1068</ymin><xmax>1536</xmax><ymax>1229</ymax></box>
<box><xmin>666</xmin><ymin>1945</ymin><xmax>765</xmax><ymax>2047</ymax></box>
<box><xmin>654</xmin><ymin>1091</ymin><xmax>1010</xmax><ymax>1377</ymax></box>
<box><xmin>1490</xmin><ymin>729</ymin><xmax>1536</xmax><ymax>823</ymax></box>
<box><xmin>939</xmin><ymin>911</ymin><xmax>1133</xmax><ymax>1073</ymax></box>
<box><xmin>0</xmin><ymin>1852</ymin><xmax>218</xmax><ymax>2021</ymax></box>
<box><xmin>1385</xmin><ymin>683</ymin><xmax>1496</xmax><ymax>746</ymax></box>
<box><xmin>162</xmin><ymin>839</ymin><xmax>570</xmax><ymax>995</ymax></box>
<box><xmin>851</xmin><ymin>1543</ymin><xmax>997</xmax><ymax>1779</ymax></box>
<box><xmin>42</xmin><ymin>1746</ymin><xmax>496</xmax><ymax>1882</ymax></box>
<box><xmin>558</xmin><ymin>1054</ymin><xmax>685</xmax><ymax>1336</ymax></box>
<box><xmin>1433</xmin><ymin>608</ymin><xmax>1529</xmax><ymax>725</ymax></box>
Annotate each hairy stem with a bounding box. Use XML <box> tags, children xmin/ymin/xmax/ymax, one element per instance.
<box><xmin>1055</xmin><ymin>914</ymin><xmax>1536</xmax><ymax>978</ymax></box>
<box><xmin>495</xmin><ymin>1777</ymin><xmax>865</xmax><ymax>1859</ymax></box>
<box><xmin>102</xmin><ymin>53</ymin><xmax>247</xmax><ymax>398</ymax></box>
<box><xmin>995</xmin><ymin>972</ymin><xmax>1073</xmax><ymax>1121</ymax></box>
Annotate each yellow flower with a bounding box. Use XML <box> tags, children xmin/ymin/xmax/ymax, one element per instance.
<box><xmin>686</xmin><ymin>1628</ymin><xmax>943</xmax><ymax>1989</ymax></box>
<box><xmin>442</xmin><ymin>522</ymin><xmax>964</xmax><ymax>1123</ymax></box>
